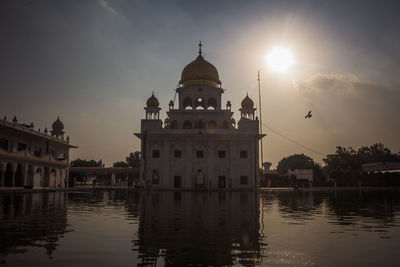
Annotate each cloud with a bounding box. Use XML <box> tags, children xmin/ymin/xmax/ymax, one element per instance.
<box><xmin>98</xmin><ymin>0</ymin><xmax>116</xmax><ymax>14</ymax></box>
<box><xmin>294</xmin><ymin>73</ymin><xmax>374</xmax><ymax>96</ymax></box>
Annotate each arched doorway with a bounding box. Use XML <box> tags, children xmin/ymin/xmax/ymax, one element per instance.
<box><xmin>171</xmin><ymin>120</ymin><xmax>178</xmax><ymax>129</ymax></box>
<box><xmin>52</xmin><ymin>169</ymin><xmax>56</xmax><ymax>187</ymax></box>
<box><xmin>207</xmin><ymin>97</ymin><xmax>217</xmax><ymax>110</ymax></box>
<box><xmin>195</xmin><ymin>169</ymin><xmax>205</xmax><ymax>189</ymax></box>
<box><xmin>207</xmin><ymin>120</ymin><xmax>217</xmax><ymax>130</ymax></box>
<box><xmin>0</xmin><ymin>163</ymin><xmax>3</xmax><ymax>187</ymax></box>
<box><xmin>4</xmin><ymin>163</ymin><xmax>13</xmax><ymax>187</ymax></box>
<box><xmin>43</xmin><ymin>167</ymin><xmax>49</xmax><ymax>187</ymax></box>
<box><xmin>26</xmin><ymin>165</ymin><xmax>34</xmax><ymax>188</ymax></box>
<box><xmin>15</xmin><ymin>164</ymin><xmax>24</xmax><ymax>187</ymax></box>
<box><xmin>183</xmin><ymin>120</ymin><xmax>193</xmax><ymax>129</ymax></box>
<box><xmin>183</xmin><ymin>97</ymin><xmax>193</xmax><ymax>109</ymax></box>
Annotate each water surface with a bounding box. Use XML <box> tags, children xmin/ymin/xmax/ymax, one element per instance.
<box><xmin>1</xmin><ymin>190</ymin><xmax>400</xmax><ymax>266</ymax></box>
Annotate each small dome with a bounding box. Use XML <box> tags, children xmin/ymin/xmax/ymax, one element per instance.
<box><xmin>146</xmin><ymin>93</ymin><xmax>159</xmax><ymax>107</ymax></box>
<box><xmin>241</xmin><ymin>94</ymin><xmax>254</xmax><ymax>108</ymax></box>
<box><xmin>52</xmin><ymin>116</ymin><xmax>64</xmax><ymax>132</ymax></box>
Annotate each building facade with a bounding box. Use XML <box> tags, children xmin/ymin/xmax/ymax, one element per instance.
<box><xmin>135</xmin><ymin>43</ymin><xmax>264</xmax><ymax>190</ymax></box>
<box><xmin>0</xmin><ymin>116</ymin><xmax>76</xmax><ymax>188</ymax></box>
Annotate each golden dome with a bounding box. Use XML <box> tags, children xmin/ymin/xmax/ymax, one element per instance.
<box><xmin>180</xmin><ymin>43</ymin><xmax>221</xmax><ymax>85</ymax></box>
<box><xmin>241</xmin><ymin>94</ymin><xmax>254</xmax><ymax>108</ymax></box>
<box><xmin>146</xmin><ymin>93</ymin><xmax>159</xmax><ymax>107</ymax></box>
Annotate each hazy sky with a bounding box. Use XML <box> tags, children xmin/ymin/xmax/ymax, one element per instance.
<box><xmin>1</xmin><ymin>0</ymin><xmax>399</xmax><ymax>167</ymax></box>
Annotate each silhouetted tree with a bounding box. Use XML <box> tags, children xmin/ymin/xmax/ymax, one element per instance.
<box><xmin>112</xmin><ymin>161</ymin><xmax>129</xmax><ymax>168</ymax></box>
<box><xmin>277</xmin><ymin>154</ymin><xmax>316</xmax><ymax>174</ymax></box>
<box><xmin>277</xmin><ymin>154</ymin><xmax>325</xmax><ymax>185</ymax></box>
<box><xmin>323</xmin><ymin>143</ymin><xmax>400</xmax><ymax>177</ymax></box>
<box><xmin>126</xmin><ymin>151</ymin><xmax>141</xmax><ymax>168</ymax></box>
<box><xmin>70</xmin><ymin>159</ymin><xmax>104</xmax><ymax>167</ymax></box>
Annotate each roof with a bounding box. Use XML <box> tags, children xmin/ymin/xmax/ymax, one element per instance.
<box><xmin>0</xmin><ymin>118</ymin><xmax>77</xmax><ymax>148</ymax></box>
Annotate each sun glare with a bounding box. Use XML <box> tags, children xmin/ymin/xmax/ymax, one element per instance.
<box><xmin>266</xmin><ymin>46</ymin><xmax>294</xmax><ymax>73</ymax></box>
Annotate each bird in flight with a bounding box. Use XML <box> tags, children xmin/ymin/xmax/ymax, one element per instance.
<box><xmin>305</xmin><ymin>110</ymin><xmax>312</xmax><ymax>119</ymax></box>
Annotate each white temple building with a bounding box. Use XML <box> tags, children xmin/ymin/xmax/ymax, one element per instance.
<box><xmin>0</xmin><ymin>116</ymin><xmax>76</xmax><ymax>188</ymax></box>
<box><xmin>135</xmin><ymin>43</ymin><xmax>264</xmax><ymax>190</ymax></box>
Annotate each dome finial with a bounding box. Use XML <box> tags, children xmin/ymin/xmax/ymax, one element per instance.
<box><xmin>198</xmin><ymin>41</ymin><xmax>202</xmax><ymax>55</ymax></box>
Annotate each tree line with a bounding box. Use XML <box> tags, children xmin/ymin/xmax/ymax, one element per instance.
<box><xmin>271</xmin><ymin>143</ymin><xmax>400</xmax><ymax>187</ymax></box>
<box><xmin>70</xmin><ymin>151</ymin><xmax>140</xmax><ymax>168</ymax></box>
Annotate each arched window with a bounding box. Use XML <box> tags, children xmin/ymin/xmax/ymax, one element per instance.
<box><xmin>207</xmin><ymin>97</ymin><xmax>217</xmax><ymax>110</ymax></box>
<box><xmin>4</xmin><ymin>163</ymin><xmax>14</xmax><ymax>187</ymax></box>
<box><xmin>195</xmin><ymin>97</ymin><xmax>205</xmax><ymax>110</ymax></box>
<box><xmin>15</xmin><ymin>164</ymin><xmax>24</xmax><ymax>187</ymax></box>
<box><xmin>196</xmin><ymin>120</ymin><xmax>205</xmax><ymax>129</ymax></box>
<box><xmin>183</xmin><ymin>97</ymin><xmax>193</xmax><ymax>109</ymax></box>
<box><xmin>207</xmin><ymin>120</ymin><xmax>217</xmax><ymax>130</ymax></box>
<box><xmin>222</xmin><ymin>120</ymin><xmax>229</xmax><ymax>129</ymax></box>
<box><xmin>171</xmin><ymin>120</ymin><xmax>178</xmax><ymax>129</ymax></box>
<box><xmin>183</xmin><ymin>120</ymin><xmax>193</xmax><ymax>129</ymax></box>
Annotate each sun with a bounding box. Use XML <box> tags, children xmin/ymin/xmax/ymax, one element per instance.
<box><xmin>266</xmin><ymin>46</ymin><xmax>294</xmax><ymax>73</ymax></box>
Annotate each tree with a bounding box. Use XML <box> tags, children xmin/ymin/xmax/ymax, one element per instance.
<box><xmin>126</xmin><ymin>151</ymin><xmax>141</xmax><ymax>168</ymax></box>
<box><xmin>277</xmin><ymin>154</ymin><xmax>326</xmax><ymax>185</ymax></box>
<box><xmin>112</xmin><ymin>161</ymin><xmax>129</xmax><ymax>168</ymax></box>
<box><xmin>323</xmin><ymin>143</ymin><xmax>400</xmax><ymax>177</ymax></box>
<box><xmin>70</xmin><ymin>158</ymin><xmax>104</xmax><ymax>167</ymax></box>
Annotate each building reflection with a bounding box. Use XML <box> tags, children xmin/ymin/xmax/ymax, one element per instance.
<box><xmin>0</xmin><ymin>192</ymin><xmax>69</xmax><ymax>260</ymax></box>
<box><xmin>133</xmin><ymin>191</ymin><xmax>262</xmax><ymax>266</ymax></box>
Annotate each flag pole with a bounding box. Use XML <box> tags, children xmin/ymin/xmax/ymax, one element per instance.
<box><xmin>258</xmin><ymin>70</ymin><xmax>264</xmax><ymax>171</ymax></box>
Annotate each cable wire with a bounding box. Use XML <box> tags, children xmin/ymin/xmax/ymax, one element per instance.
<box><xmin>261</xmin><ymin>122</ymin><xmax>326</xmax><ymax>157</ymax></box>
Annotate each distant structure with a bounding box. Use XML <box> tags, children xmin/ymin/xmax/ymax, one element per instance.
<box><xmin>362</xmin><ymin>162</ymin><xmax>400</xmax><ymax>173</ymax></box>
<box><xmin>135</xmin><ymin>42</ymin><xmax>265</xmax><ymax>190</ymax></box>
<box><xmin>0</xmin><ymin>116</ymin><xmax>77</xmax><ymax>188</ymax></box>
<box><xmin>262</xmin><ymin>162</ymin><xmax>272</xmax><ymax>173</ymax></box>
<box><xmin>288</xmin><ymin>169</ymin><xmax>314</xmax><ymax>187</ymax></box>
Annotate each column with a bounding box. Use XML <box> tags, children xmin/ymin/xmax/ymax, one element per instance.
<box><xmin>11</xmin><ymin>163</ymin><xmax>16</xmax><ymax>187</ymax></box>
<box><xmin>207</xmin><ymin>137</ymin><xmax>215</xmax><ymax>189</ymax></box>
<box><xmin>0</xmin><ymin>162</ymin><xmax>4</xmax><ymax>187</ymax></box>
<box><xmin>185</xmin><ymin>138</ymin><xmax>193</xmax><ymax>189</ymax></box>
<box><xmin>162</xmin><ymin>138</ymin><xmax>170</xmax><ymax>189</ymax></box>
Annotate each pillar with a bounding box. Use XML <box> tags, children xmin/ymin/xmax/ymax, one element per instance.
<box><xmin>207</xmin><ymin>138</ymin><xmax>215</xmax><ymax>189</ymax></box>
<box><xmin>162</xmin><ymin>138</ymin><xmax>170</xmax><ymax>189</ymax></box>
<box><xmin>0</xmin><ymin>162</ymin><xmax>4</xmax><ymax>187</ymax></box>
<box><xmin>11</xmin><ymin>163</ymin><xmax>16</xmax><ymax>187</ymax></box>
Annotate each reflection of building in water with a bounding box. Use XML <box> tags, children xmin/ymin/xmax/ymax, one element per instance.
<box><xmin>134</xmin><ymin>192</ymin><xmax>262</xmax><ymax>266</ymax></box>
<box><xmin>135</xmin><ymin>43</ymin><xmax>265</xmax><ymax>190</ymax></box>
<box><xmin>0</xmin><ymin>192</ymin><xmax>68</xmax><ymax>260</ymax></box>
<box><xmin>0</xmin><ymin>117</ymin><xmax>77</xmax><ymax>188</ymax></box>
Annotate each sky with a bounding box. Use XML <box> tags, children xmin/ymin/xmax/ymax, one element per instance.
<box><xmin>1</xmin><ymin>0</ymin><xmax>399</xmax><ymax>168</ymax></box>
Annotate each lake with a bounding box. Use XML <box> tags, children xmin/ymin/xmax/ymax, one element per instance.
<box><xmin>1</xmin><ymin>190</ymin><xmax>400</xmax><ymax>266</ymax></box>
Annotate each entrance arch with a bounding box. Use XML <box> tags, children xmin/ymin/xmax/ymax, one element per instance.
<box><xmin>4</xmin><ymin>163</ymin><xmax>14</xmax><ymax>187</ymax></box>
<box><xmin>15</xmin><ymin>164</ymin><xmax>24</xmax><ymax>187</ymax></box>
<box><xmin>0</xmin><ymin>162</ymin><xmax>3</xmax><ymax>187</ymax></box>
<box><xmin>43</xmin><ymin>167</ymin><xmax>49</xmax><ymax>187</ymax></box>
<box><xmin>26</xmin><ymin>165</ymin><xmax>34</xmax><ymax>188</ymax></box>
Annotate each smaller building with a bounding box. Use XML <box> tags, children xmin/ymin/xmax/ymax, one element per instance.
<box><xmin>0</xmin><ymin>116</ymin><xmax>77</xmax><ymax>188</ymax></box>
<box><xmin>288</xmin><ymin>169</ymin><xmax>313</xmax><ymax>187</ymax></box>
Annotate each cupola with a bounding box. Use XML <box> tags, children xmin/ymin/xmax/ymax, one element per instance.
<box><xmin>180</xmin><ymin>42</ymin><xmax>221</xmax><ymax>87</ymax></box>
